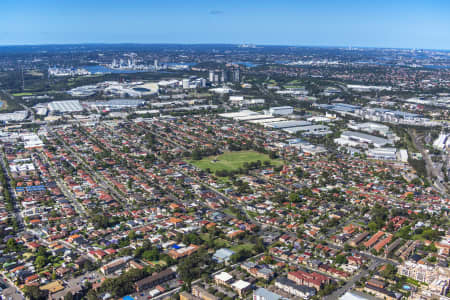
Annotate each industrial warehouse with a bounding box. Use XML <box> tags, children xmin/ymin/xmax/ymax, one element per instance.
<box><xmin>219</xmin><ymin>108</ymin><xmax>331</xmax><ymax>136</ymax></box>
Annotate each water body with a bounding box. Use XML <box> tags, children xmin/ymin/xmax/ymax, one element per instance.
<box><xmin>423</xmin><ymin>65</ymin><xmax>450</xmax><ymax>69</ymax></box>
<box><xmin>166</xmin><ymin>62</ymin><xmax>197</xmax><ymax>66</ymax></box>
<box><xmin>83</xmin><ymin>65</ymin><xmax>148</xmax><ymax>74</ymax></box>
<box><xmin>356</xmin><ymin>61</ymin><xmax>450</xmax><ymax>69</ymax></box>
<box><xmin>232</xmin><ymin>61</ymin><xmax>258</xmax><ymax>67</ymax></box>
<box><xmin>275</xmin><ymin>60</ymin><xmax>290</xmax><ymax>64</ymax></box>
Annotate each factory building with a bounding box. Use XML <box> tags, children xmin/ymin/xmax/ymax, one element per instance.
<box><xmin>269</xmin><ymin>106</ymin><xmax>294</xmax><ymax>116</ymax></box>
<box><xmin>48</xmin><ymin>100</ymin><xmax>84</xmax><ymax>113</ymax></box>
<box><xmin>334</xmin><ymin>131</ymin><xmax>393</xmax><ymax>148</ymax></box>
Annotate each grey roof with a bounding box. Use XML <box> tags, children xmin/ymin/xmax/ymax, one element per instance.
<box><xmin>341</xmin><ymin>131</ymin><xmax>392</xmax><ymax>146</ymax></box>
<box><xmin>283</xmin><ymin>125</ymin><xmax>330</xmax><ymax>134</ymax></box>
<box><xmin>242</xmin><ymin>261</ymin><xmax>257</xmax><ymax>269</ymax></box>
<box><xmin>258</xmin><ymin>267</ymin><xmax>274</xmax><ymax>276</ymax></box>
<box><xmin>253</xmin><ymin>287</ymin><xmax>288</xmax><ymax>300</ymax></box>
<box><xmin>334</xmin><ymin>103</ymin><xmax>361</xmax><ymax>109</ymax></box>
<box><xmin>48</xmin><ymin>100</ymin><xmax>83</xmax><ymax>112</ymax></box>
<box><xmin>269</xmin><ymin>120</ymin><xmax>311</xmax><ymax>129</ymax></box>
<box><xmin>213</xmin><ymin>248</ymin><xmax>235</xmax><ymax>260</ymax></box>
<box><xmin>91</xmin><ymin>99</ymin><xmax>145</xmax><ymax>107</ymax></box>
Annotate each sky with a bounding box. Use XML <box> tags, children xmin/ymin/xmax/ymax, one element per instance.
<box><xmin>1</xmin><ymin>0</ymin><xmax>450</xmax><ymax>49</ymax></box>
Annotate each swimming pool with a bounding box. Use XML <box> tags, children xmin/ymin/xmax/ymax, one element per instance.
<box><xmin>403</xmin><ymin>284</ymin><xmax>412</xmax><ymax>290</ymax></box>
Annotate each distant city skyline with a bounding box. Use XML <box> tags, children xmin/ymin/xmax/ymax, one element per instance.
<box><xmin>2</xmin><ymin>0</ymin><xmax>450</xmax><ymax>50</ymax></box>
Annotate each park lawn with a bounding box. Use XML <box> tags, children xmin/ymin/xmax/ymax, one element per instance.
<box><xmin>246</xmin><ymin>210</ymin><xmax>258</xmax><ymax>219</ymax></box>
<box><xmin>26</xmin><ymin>70</ymin><xmax>44</xmax><ymax>76</ymax></box>
<box><xmin>150</xmin><ymin>260</ymin><xmax>167</xmax><ymax>266</ymax></box>
<box><xmin>190</xmin><ymin>150</ymin><xmax>282</xmax><ymax>173</ymax></box>
<box><xmin>284</xmin><ymin>79</ymin><xmax>304</xmax><ymax>89</ymax></box>
<box><xmin>12</xmin><ymin>92</ymin><xmax>33</xmax><ymax>97</ymax></box>
<box><xmin>231</xmin><ymin>243</ymin><xmax>255</xmax><ymax>253</ymax></box>
<box><xmin>200</xmin><ymin>233</ymin><xmax>230</xmax><ymax>248</ymax></box>
<box><xmin>223</xmin><ymin>208</ymin><xmax>238</xmax><ymax>217</ymax></box>
<box><xmin>200</xmin><ymin>233</ymin><xmax>211</xmax><ymax>243</ymax></box>
<box><xmin>284</xmin><ymin>85</ymin><xmax>304</xmax><ymax>89</ymax></box>
<box><xmin>287</xmin><ymin>79</ymin><xmax>301</xmax><ymax>84</ymax></box>
<box><xmin>214</xmin><ymin>238</ymin><xmax>231</xmax><ymax>248</ymax></box>
<box><xmin>406</xmin><ymin>277</ymin><xmax>426</xmax><ymax>286</ymax></box>
<box><xmin>216</xmin><ymin>176</ymin><xmax>232</xmax><ymax>185</ymax></box>
<box><xmin>411</xmin><ymin>234</ymin><xmax>427</xmax><ymax>241</ymax></box>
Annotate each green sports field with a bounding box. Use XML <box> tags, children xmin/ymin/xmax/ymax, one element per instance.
<box><xmin>12</xmin><ymin>92</ymin><xmax>33</xmax><ymax>97</ymax></box>
<box><xmin>190</xmin><ymin>150</ymin><xmax>282</xmax><ymax>173</ymax></box>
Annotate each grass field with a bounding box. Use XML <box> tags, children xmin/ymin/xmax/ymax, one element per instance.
<box><xmin>26</xmin><ymin>70</ymin><xmax>44</xmax><ymax>77</ymax></box>
<box><xmin>190</xmin><ymin>151</ymin><xmax>282</xmax><ymax>173</ymax></box>
<box><xmin>223</xmin><ymin>208</ymin><xmax>238</xmax><ymax>217</ymax></box>
<box><xmin>283</xmin><ymin>79</ymin><xmax>304</xmax><ymax>89</ymax></box>
<box><xmin>284</xmin><ymin>85</ymin><xmax>305</xmax><ymax>89</ymax></box>
<box><xmin>200</xmin><ymin>233</ymin><xmax>231</xmax><ymax>248</ymax></box>
<box><xmin>149</xmin><ymin>260</ymin><xmax>167</xmax><ymax>267</ymax></box>
<box><xmin>12</xmin><ymin>92</ymin><xmax>33</xmax><ymax>97</ymax></box>
<box><xmin>231</xmin><ymin>243</ymin><xmax>255</xmax><ymax>252</ymax></box>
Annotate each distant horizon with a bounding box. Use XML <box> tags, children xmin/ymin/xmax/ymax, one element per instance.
<box><xmin>0</xmin><ymin>42</ymin><xmax>449</xmax><ymax>52</ymax></box>
<box><xmin>2</xmin><ymin>0</ymin><xmax>450</xmax><ymax>50</ymax></box>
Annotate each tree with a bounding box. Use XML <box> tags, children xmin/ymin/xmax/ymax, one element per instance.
<box><xmin>318</xmin><ymin>283</ymin><xmax>337</xmax><ymax>297</ymax></box>
<box><xmin>344</xmin><ymin>243</ymin><xmax>351</xmax><ymax>251</ymax></box>
<box><xmin>269</xmin><ymin>151</ymin><xmax>277</xmax><ymax>159</ymax></box>
<box><xmin>380</xmin><ymin>263</ymin><xmax>396</xmax><ymax>280</ymax></box>
<box><xmin>192</xmin><ymin>149</ymin><xmax>202</xmax><ymax>160</ymax></box>
<box><xmin>230</xmin><ymin>248</ymin><xmax>252</xmax><ymax>263</ymax></box>
<box><xmin>368</xmin><ymin>221</ymin><xmax>378</xmax><ymax>232</ymax></box>
<box><xmin>254</xmin><ymin>238</ymin><xmax>265</xmax><ymax>253</ymax></box>
<box><xmin>64</xmin><ymin>292</ymin><xmax>74</xmax><ymax>300</ymax></box>
<box><xmin>6</xmin><ymin>238</ymin><xmax>17</xmax><ymax>252</ymax></box>
<box><xmin>86</xmin><ymin>289</ymin><xmax>98</xmax><ymax>300</ymax></box>
<box><xmin>128</xmin><ymin>230</ymin><xmax>137</xmax><ymax>240</ymax></box>
<box><xmin>35</xmin><ymin>255</ymin><xmax>47</xmax><ymax>268</ymax></box>
<box><xmin>24</xmin><ymin>286</ymin><xmax>48</xmax><ymax>300</ymax></box>
<box><xmin>335</xmin><ymin>255</ymin><xmax>347</xmax><ymax>265</ymax></box>
<box><xmin>142</xmin><ymin>248</ymin><xmax>160</xmax><ymax>261</ymax></box>
<box><xmin>386</xmin><ymin>222</ymin><xmax>395</xmax><ymax>232</ymax></box>
<box><xmin>288</xmin><ymin>192</ymin><xmax>300</xmax><ymax>204</ymax></box>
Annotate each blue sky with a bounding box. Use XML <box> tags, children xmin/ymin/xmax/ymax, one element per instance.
<box><xmin>1</xmin><ymin>0</ymin><xmax>450</xmax><ymax>49</ymax></box>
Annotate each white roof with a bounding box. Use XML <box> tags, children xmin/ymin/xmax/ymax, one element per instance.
<box><xmin>248</xmin><ymin>117</ymin><xmax>287</xmax><ymax>124</ymax></box>
<box><xmin>214</xmin><ymin>271</ymin><xmax>233</xmax><ymax>282</ymax></box>
<box><xmin>270</xmin><ymin>106</ymin><xmax>293</xmax><ymax>110</ymax></box>
<box><xmin>339</xmin><ymin>291</ymin><xmax>372</xmax><ymax>300</ymax></box>
<box><xmin>48</xmin><ymin>100</ymin><xmax>83</xmax><ymax>112</ymax></box>
<box><xmin>231</xmin><ymin>279</ymin><xmax>250</xmax><ymax>290</ymax></box>
<box><xmin>219</xmin><ymin>110</ymin><xmax>258</xmax><ymax>119</ymax></box>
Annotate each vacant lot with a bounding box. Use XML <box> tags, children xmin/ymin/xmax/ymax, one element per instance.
<box><xmin>190</xmin><ymin>150</ymin><xmax>282</xmax><ymax>173</ymax></box>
